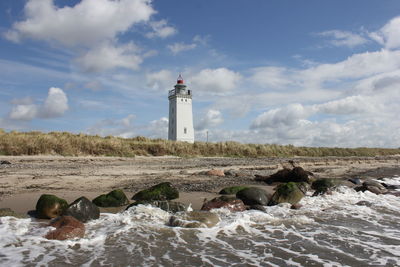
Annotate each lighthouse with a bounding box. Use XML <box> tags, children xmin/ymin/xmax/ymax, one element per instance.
<box><xmin>168</xmin><ymin>75</ymin><xmax>194</xmax><ymax>143</ymax></box>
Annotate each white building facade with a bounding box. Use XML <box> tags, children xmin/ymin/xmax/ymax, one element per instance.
<box><xmin>168</xmin><ymin>75</ymin><xmax>194</xmax><ymax>143</ymax></box>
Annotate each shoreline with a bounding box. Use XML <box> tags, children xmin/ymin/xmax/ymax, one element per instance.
<box><xmin>1</xmin><ymin>155</ymin><xmax>399</xmax><ymax>215</ymax></box>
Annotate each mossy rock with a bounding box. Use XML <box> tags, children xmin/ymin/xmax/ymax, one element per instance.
<box><xmin>36</xmin><ymin>194</ymin><xmax>68</xmax><ymax>219</ymax></box>
<box><xmin>92</xmin><ymin>189</ymin><xmax>129</xmax><ymax>207</ymax></box>
<box><xmin>268</xmin><ymin>182</ymin><xmax>304</xmax><ymax>206</ymax></box>
<box><xmin>311</xmin><ymin>179</ymin><xmax>336</xmax><ymax>195</ymax></box>
<box><xmin>0</xmin><ymin>208</ymin><xmax>28</xmax><ymax>219</ymax></box>
<box><xmin>126</xmin><ymin>200</ymin><xmax>186</xmax><ymax>213</ymax></box>
<box><xmin>132</xmin><ymin>182</ymin><xmax>179</xmax><ymax>201</ymax></box>
<box><xmin>219</xmin><ymin>186</ymin><xmax>249</xmax><ymax>195</ymax></box>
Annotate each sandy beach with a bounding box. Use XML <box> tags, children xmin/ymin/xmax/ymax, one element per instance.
<box><xmin>1</xmin><ymin>155</ymin><xmax>399</xmax><ymax>213</ymax></box>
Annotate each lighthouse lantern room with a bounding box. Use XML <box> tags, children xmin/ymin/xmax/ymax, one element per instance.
<box><xmin>168</xmin><ymin>75</ymin><xmax>194</xmax><ymax>143</ymax></box>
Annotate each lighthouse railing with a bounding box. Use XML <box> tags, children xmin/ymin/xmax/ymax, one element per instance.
<box><xmin>168</xmin><ymin>89</ymin><xmax>176</xmax><ymax>97</ymax></box>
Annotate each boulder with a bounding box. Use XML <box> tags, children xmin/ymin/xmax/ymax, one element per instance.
<box><xmin>381</xmin><ymin>183</ymin><xmax>400</xmax><ymax>190</ymax></box>
<box><xmin>0</xmin><ymin>208</ymin><xmax>28</xmax><ymax>218</ymax></box>
<box><xmin>132</xmin><ymin>182</ymin><xmax>179</xmax><ymax>201</ymax></box>
<box><xmin>201</xmin><ymin>196</ymin><xmax>246</xmax><ymax>212</ymax></box>
<box><xmin>268</xmin><ymin>182</ymin><xmax>305</xmax><ymax>206</ymax></box>
<box><xmin>348</xmin><ymin>178</ymin><xmax>362</xmax><ymax>185</ymax></box>
<box><xmin>355</xmin><ymin>201</ymin><xmax>372</xmax><ymax>207</ymax></box>
<box><xmin>255</xmin><ymin>167</ymin><xmax>312</xmax><ymax>184</ymax></box>
<box><xmin>63</xmin><ymin>196</ymin><xmax>100</xmax><ymax>223</ymax></box>
<box><xmin>45</xmin><ymin>216</ymin><xmax>85</xmax><ymax>240</ymax></box>
<box><xmin>248</xmin><ymin>205</ymin><xmax>266</xmax><ymax>212</ymax></box>
<box><xmin>219</xmin><ymin>186</ymin><xmax>249</xmax><ymax>195</ymax></box>
<box><xmin>224</xmin><ymin>169</ymin><xmax>236</xmax><ymax>176</ymax></box>
<box><xmin>92</xmin><ymin>189</ymin><xmax>129</xmax><ymax>207</ymax></box>
<box><xmin>169</xmin><ymin>211</ymin><xmax>220</xmax><ymax>228</ymax></box>
<box><xmin>311</xmin><ymin>178</ymin><xmax>336</xmax><ymax>196</ymax></box>
<box><xmin>290</xmin><ymin>203</ymin><xmax>302</xmax><ymax>210</ymax></box>
<box><xmin>354</xmin><ymin>180</ymin><xmax>388</xmax><ymax>194</ymax></box>
<box><xmin>36</xmin><ymin>194</ymin><xmax>68</xmax><ymax>219</ymax></box>
<box><xmin>0</xmin><ymin>160</ymin><xmax>11</xmax><ymax>165</ymax></box>
<box><xmin>126</xmin><ymin>200</ymin><xmax>186</xmax><ymax>213</ymax></box>
<box><xmin>236</xmin><ymin>187</ymin><xmax>271</xmax><ymax>206</ymax></box>
<box><xmin>206</xmin><ymin>169</ymin><xmax>225</xmax><ymax>177</ymax></box>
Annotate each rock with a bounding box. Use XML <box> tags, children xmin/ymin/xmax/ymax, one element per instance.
<box><xmin>126</xmin><ymin>200</ymin><xmax>186</xmax><ymax>213</ymax></box>
<box><xmin>311</xmin><ymin>179</ymin><xmax>336</xmax><ymax>196</ymax></box>
<box><xmin>0</xmin><ymin>208</ymin><xmax>28</xmax><ymax>218</ymax></box>
<box><xmin>355</xmin><ymin>201</ymin><xmax>372</xmax><ymax>207</ymax></box>
<box><xmin>63</xmin><ymin>196</ymin><xmax>100</xmax><ymax>223</ymax></box>
<box><xmin>206</xmin><ymin>169</ymin><xmax>225</xmax><ymax>177</ymax></box>
<box><xmin>348</xmin><ymin>178</ymin><xmax>362</xmax><ymax>185</ymax></box>
<box><xmin>169</xmin><ymin>211</ymin><xmax>220</xmax><ymax>228</ymax></box>
<box><xmin>219</xmin><ymin>186</ymin><xmax>249</xmax><ymax>195</ymax></box>
<box><xmin>354</xmin><ymin>180</ymin><xmax>388</xmax><ymax>194</ymax></box>
<box><xmin>236</xmin><ymin>187</ymin><xmax>271</xmax><ymax>206</ymax></box>
<box><xmin>290</xmin><ymin>203</ymin><xmax>302</xmax><ymax>210</ymax></box>
<box><xmin>384</xmin><ymin>191</ymin><xmax>400</xmax><ymax>197</ymax></box>
<box><xmin>381</xmin><ymin>183</ymin><xmax>400</xmax><ymax>190</ymax></box>
<box><xmin>268</xmin><ymin>182</ymin><xmax>305</xmax><ymax>206</ymax></box>
<box><xmin>224</xmin><ymin>169</ymin><xmax>236</xmax><ymax>176</ymax></box>
<box><xmin>36</xmin><ymin>194</ymin><xmax>68</xmax><ymax>219</ymax></box>
<box><xmin>0</xmin><ymin>160</ymin><xmax>11</xmax><ymax>165</ymax></box>
<box><xmin>92</xmin><ymin>189</ymin><xmax>129</xmax><ymax>207</ymax></box>
<box><xmin>201</xmin><ymin>196</ymin><xmax>246</xmax><ymax>212</ymax></box>
<box><xmin>132</xmin><ymin>182</ymin><xmax>179</xmax><ymax>201</ymax></box>
<box><xmin>45</xmin><ymin>216</ymin><xmax>85</xmax><ymax>240</ymax></box>
<box><xmin>248</xmin><ymin>205</ymin><xmax>266</xmax><ymax>212</ymax></box>
<box><xmin>256</xmin><ymin>167</ymin><xmax>312</xmax><ymax>184</ymax></box>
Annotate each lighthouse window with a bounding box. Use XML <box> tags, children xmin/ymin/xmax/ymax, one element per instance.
<box><xmin>181</xmin><ymin>99</ymin><xmax>183</xmax><ymax>102</ymax></box>
<box><xmin>185</xmin><ymin>99</ymin><xmax>187</xmax><ymax>102</ymax></box>
<box><xmin>184</xmin><ymin>127</ymin><xmax>187</xmax><ymax>134</ymax></box>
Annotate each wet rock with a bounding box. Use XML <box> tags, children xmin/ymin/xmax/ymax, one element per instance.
<box><xmin>236</xmin><ymin>187</ymin><xmax>271</xmax><ymax>206</ymax></box>
<box><xmin>0</xmin><ymin>160</ymin><xmax>11</xmax><ymax>165</ymax></box>
<box><xmin>290</xmin><ymin>203</ymin><xmax>302</xmax><ymax>210</ymax></box>
<box><xmin>268</xmin><ymin>182</ymin><xmax>304</xmax><ymax>206</ymax></box>
<box><xmin>36</xmin><ymin>194</ymin><xmax>68</xmax><ymax>219</ymax></box>
<box><xmin>384</xmin><ymin>191</ymin><xmax>400</xmax><ymax>197</ymax></box>
<box><xmin>126</xmin><ymin>200</ymin><xmax>186</xmax><ymax>213</ymax></box>
<box><xmin>354</xmin><ymin>180</ymin><xmax>388</xmax><ymax>194</ymax></box>
<box><xmin>201</xmin><ymin>196</ymin><xmax>246</xmax><ymax>212</ymax></box>
<box><xmin>169</xmin><ymin>211</ymin><xmax>220</xmax><ymax>228</ymax></box>
<box><xmin>355</xmin><ymin>201</ymin><xmax>372</xmax><ymax>207</ymax></box>
<box><xmin>255</xmin><ymin>167</ymin><xmax>312</xmax><ymax>184</ymax></box>
<box><xmin>348</xmin><ymin>178</ymin><xmax>362</xmax><ymax>185</ymax></box>
<box><xmin>0</xmin><ymin>208</ymin><xmax>28</xmax><ymax>218</ymax></box>
<box><xmin>92</xmin><ymin>189</ymin><xmax>129</xmax><ymax>207</ymax></box>
<box><xmin>248</xmin><ymin>205</ymin><xmax>266</xmax><ymax>212</ymax></box>
<box><xmin>381</xmin><ymin>183</ymin><xmax>400</xmax><ymax>190</ymax></box>
<box><xmin>63</xmin><ymin>196</ymin><xmax>100</xmax><ymax>223</ymax></box>
<box><xmin>206</xmin><ymin>169</ymin><xmax>225</xmax><ymax>177</ymax></box>
<box><xmin>224</xmin><ymin>169</ymin><xmax>236</xmax><ymax>176</ymax></box>
<box><xmin>132</xmin><ymin>182</ymin><xmax>179</xmax><ymax>201</ymax></box>
<box><xmin>311</xmin><ymin>178</ymin><xmax>336</xmax><ymax>196</ymax></box>
<box><xmin>45</xmin><ymin>216</ymin><xmax>85</xmax><ymax>240</ymax></box>
<box><xmin>219</xmin><ymin>186</ymin><xmax>249</xmax><ymax>195</ymax></box>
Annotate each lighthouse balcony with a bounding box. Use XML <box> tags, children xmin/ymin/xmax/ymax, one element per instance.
<box><xmin>168</xmin><ymin>89</ymin><xmax>192</xmax><ymax>98</ymax></box>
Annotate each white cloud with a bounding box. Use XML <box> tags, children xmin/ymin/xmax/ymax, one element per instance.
<box><xmin>5</xmin><ymin>0</ymin><xmax>155</xmax><ymax>46</ymax></box>
<box><xmin>190</xmin><ymin>68</ymin><xmax>242</xmax><ymax>94</ymax></box>
<box><xmin>318</xmin><ymin>30</ymin><xmax>368</xmax><ymax>48</ymax></box>
<box><xmin>195</xmin><ymin>109</ymin><xmax>223</xmax><ymax>130</ymax></box>
<box><xmin>250</xmin><ymin>67</ymin><xmax>294</xmax><ymax>89</ymax></box>
<box><xmin>75</xmin><ymin>41</ymin><xmax>143</xmax><ymax>72</ymax></box>
<box><xmin>167</xmin><ymin>42</ymin><xmax>197</xmax><ymax>55</ymax></box>
<box><xmin>146</xmin><ymin>20</ymin><xmax>177</xmax><ymax>38</ymax></box>
<box><xmin>369</xmin><ymin>16</ymin><xmax>400</xmax><ymax>49</ymax></box>
<box><xmin>146</xmin><ymin>70</ymin><xmax>175</xmax><ymax>91</ymax></box>
<box><xmin>40</xmin><ymin>87</ymin><xmax>69</xmax><ymax>118</ymax></box>
<box><xmin>9</xmin><ymin>87</ymin><xmax>68</xmax><ymax>120</ymax></box>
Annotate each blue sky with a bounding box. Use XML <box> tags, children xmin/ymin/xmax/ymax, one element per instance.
<box><xmin>1</xmin><ymin>0</ymin><xmax>400</xmax><ymax>147</ymax></box>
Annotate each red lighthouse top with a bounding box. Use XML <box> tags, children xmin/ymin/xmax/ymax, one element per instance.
<box><xmin>177</xmin><ymin>74</ymin><xmax>184</xmax><ymax>84</ymax></box>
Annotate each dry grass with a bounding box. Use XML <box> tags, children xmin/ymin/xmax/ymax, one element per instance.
<box><xmin>0</xmin><ymin>129</ymin><xmax>399</xmax><ymax>157</ymax></box>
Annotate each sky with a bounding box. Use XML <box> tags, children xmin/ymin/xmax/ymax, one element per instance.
<box><xmin>0</xmin><ymin>0</ymin><xmax>400</xmax><ymax>148</ymax></box>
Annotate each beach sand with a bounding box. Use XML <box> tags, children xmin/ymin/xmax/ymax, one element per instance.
<box><xmin>0</xmin><ymin>155</ymin><xmax>399</xmax><ymax>214</ymax></box>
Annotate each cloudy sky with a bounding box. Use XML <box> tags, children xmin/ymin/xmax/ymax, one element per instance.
<box><xmin>0</xmin><ymin>0</ymin><xmax>400</xmax><ymax>147</ymax></box>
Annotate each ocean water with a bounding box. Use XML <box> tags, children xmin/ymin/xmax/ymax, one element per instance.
<box><xmin>1</xmin><ymin>177</ymin><xmax>400</xmax><ymax>267</ymax></box>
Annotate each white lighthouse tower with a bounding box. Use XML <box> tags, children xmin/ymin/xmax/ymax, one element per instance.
<box><xmin>168</xmin><ymin>75</ymin><xmax>194</xmax><ymax>143</ymax></box>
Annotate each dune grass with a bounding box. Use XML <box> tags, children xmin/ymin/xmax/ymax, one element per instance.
<box><xmin>0</xmin><ymin>129</ymin><xmax>399</xmax><ymax>157</ymax></box>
